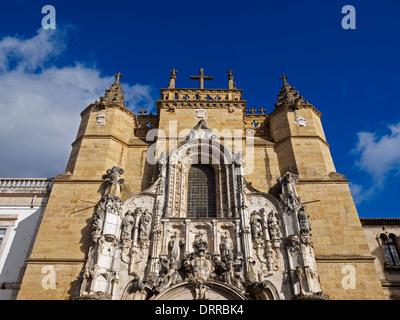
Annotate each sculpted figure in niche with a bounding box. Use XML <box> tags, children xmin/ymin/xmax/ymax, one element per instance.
<box><xmin>139</xmin><ymin>209</ymin><xmax>152</xmax><ymax>240</ymax></box>
<box><xmin>267</xmin><ymin>212</ymin><xmax>282</xmax><ymax>240</ymax></box>
<box><xmin>250</xmin><ymin>210</ymin><xmax>263</xmax><ymax>239</ymax></box>
<box><xmin>193</xmin><ymin>230</ymin><xmax>208</xmax><ymax>252</ymax></box>
<box><xmin>157</xmin><ymin>259</ymin><xmax>183</xmax><ymax>291</ymax></box>
<box><xmin>219</xmin><ymin>230</ymin><xmax>234</xmax><ymax>262</ymax></box>
<box><xmin>298</xmin><ymin>206</ymin><xmax>311</xmax><ymax>235</ymax></box>
<box><xmin>169</xmin><ymin>230</ymin><xmax>185</xmax><ymax>262</ymax></box>
<box><xmin>220</xmin><ymin>260</ymin><xmax>245</xmax><ymax>292</ymax></box>
<box><xmin>121</xmin><ymin>210</ymin><xmax>134</xmax><ymax>241</ymax></box>
<box><xmin>92</xmin><ymin>204</ymin><xmax>105</xmax><ymax>241</ymax></box>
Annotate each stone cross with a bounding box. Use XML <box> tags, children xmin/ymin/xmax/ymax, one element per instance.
<box><xmin>249</xmin><ymin>108</ymin><xmax>256</xmax><ymax>114</ymax></box>
<box><xmin>280</xmin><ymin>74</ymin><xmax>289</xmax><ymax>84</ymax></box>
<box><xmin>190</xmin><ymin>68</ymin><xmax>213</xmax><ymax>89</ymax></box>
<box><xmin>139</xmin><ymin>109</ymin><xmax>147</xmax><ymax>115</ymax></box>
<box><xmin>170</xmin><ymin>69</ymin><xmax>178</xmax><ymax>76</ymax></box>
<box><xmin>259</xmin><ymin>108</ymin><xmax>266</xmax><ymax>114</ymax></box>
<box><xmin>114</xmin><ymin>72</ymin><xmax>123</xmax><ymax>82</ymax></box>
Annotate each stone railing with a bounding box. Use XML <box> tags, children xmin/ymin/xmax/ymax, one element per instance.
<box><xmin>160</xmin><ymin>88</ymin><xmax>243</xmax><ymax>101</ymax></box>
<box><xmin>243</xmin><ymin>113</ymin><xmax>269</xmax><ymax>137</ymax></box>
<box><xmin>0</xmin><ymin>178</ymin><xmax>54</xmax><ymax>193</ymax></box>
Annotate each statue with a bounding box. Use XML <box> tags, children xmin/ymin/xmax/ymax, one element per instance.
<box><xmin>169</xmin><ymin>230</ymin><xmax>185</xmax><ymax>262</ymax></box>
<box><xmin>157</xmin><ymin>259</ymin><xmax>183</xmax><ymax>291</ymax></box>
<box><xmin>193</xmin><ymin>230</ymin><xmax>208</xmax><ymax>252</ymax></box>
<box><xmin>298</xmin><ymin>206</ymin><xmax>311</xmax><ymax>235</ymax></box>
<box><xmin>267</xmin><ymin>212</ymin><xmax>282</xmax><ymax>240</ymax></box>
<box><xmin>139</xmin><ymin>209</ymin><xmax>152</xmax><ymax>241</ymax></box>
<box><xmin>250</xmin><ymin>210</ymin><xmax>263</xmax><ymax>239</ymax></box>
<box><xmin>220</xmin><ymin>260</ymin><xmax>245</xmax><ymax>292</ymax></box>
<box><xmin>219</xmin><ymin>231</ymin><xmax>234</xmax><ymax>262</ymax></box>
<box><xmin>121</xmin><ymin>210</ymin><xmax>134</xmax><ymax>241</ymax></box>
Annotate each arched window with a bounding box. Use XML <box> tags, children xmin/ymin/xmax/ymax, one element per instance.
<box><xmin>380</xmin><ymin>234</ymin><xmax>400</xmax><ymax>266</ymax></box>
<box><xmin>187</xmin><ymin>164</ymin><xmax>216</xmax><ymax>218</ymax></box>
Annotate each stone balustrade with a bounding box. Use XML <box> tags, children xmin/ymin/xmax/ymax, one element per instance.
<box><xmin>0</xmin><ymin>178</ymin><xmax>53</xmax><ymax>193</ymax></box>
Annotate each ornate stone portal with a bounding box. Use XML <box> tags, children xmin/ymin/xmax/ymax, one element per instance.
<box><xmin>76</xmin><ymin>120</ymin><xmax>327</xmax><ymax>300</ymax></box>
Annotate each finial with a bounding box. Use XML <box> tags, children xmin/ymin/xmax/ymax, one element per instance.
<box><xmin>139</xmin><ymin>109</ymin><xmax>147</xmax><ymax>115</ymax></box>
<box><xmin>170</xmin><ymin>69</ymin><xmax>178</xmax><ymax>76</ymax></box>
<box><xmin>227</xmin><ymin>69</ymin><xmax>235</xmax><ymax>89</ymax></box>
<box><xmin>168</xmin><ymin>69</ymin><xmax>178</xmax><ymax>88</ymax></box>
<box><xmin>114</xmin><ymin>72</ymin><xmax>123</xmax><ymax>83</ymax></box>
<box><xmin>279</xmin><ymin>74</ymin><xmax>289</xmax><ymax>84</ymax></box>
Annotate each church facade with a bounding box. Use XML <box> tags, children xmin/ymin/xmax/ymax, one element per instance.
<box><xmin>15</xmin><ymin>69</ymin><xmax>386</xmax><ymax>300</ymax></box>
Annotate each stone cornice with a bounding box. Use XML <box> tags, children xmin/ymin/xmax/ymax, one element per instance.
<box><xmin>26</xmin><ymin>258</ymin><xmax>86</xmax><ymax>264</ymax></box>
<box><xmin>71</xmin><ymin>134</ymin><xmax>151</xmax><ymax>149</ymax></box>
<box><xmin>80</xmin><ymin>103</ymin><xmax>137</xmax><ymax>123</ymax></box>
<box><xmin>360</xmin><ymin>218</ymin><xmax>400</xmax><ymax>226</ymax></box>
<box><xmin>274</xmin><ymin>135</ymin><xmax>330</xmax><ymax>148</ymax></box>
<box><xmin>268</xmin><ymin>103</ymin><xmax>322</xmax><ymax>119</ymax></box>
<box><xmin>156</xmin><ymin>100</ymin><xmax>246</xmax><ymax>113</ymax></box>
<box><xmin>315</xmin><ymin>255</ymin><xmax>375</xmax><ymax>263</ymax></box>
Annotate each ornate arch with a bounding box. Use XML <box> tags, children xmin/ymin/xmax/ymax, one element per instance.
<box><xmin>165</xmin><ymin>120</ymin><xmax>241</xmax><ymax>218</ymax></box>
<box><xmin>150</xmin><ymin>280</ymin><xmax>248</xmax><ymax>300</ymax></box>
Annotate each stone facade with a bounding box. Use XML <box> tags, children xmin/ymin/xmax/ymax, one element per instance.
<box><xmin>15</xmin><ymin>70</ymin><xmax>386</xmax><ymax>300</ymax></box>
<box><xmin>360</xmin><ymin>218</ymin><xmax>400</xmax><ymax>300</ymax></box>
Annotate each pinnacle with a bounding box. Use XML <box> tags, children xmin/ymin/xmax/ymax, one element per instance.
<box><xmin>274</xmin><ymin>76</ymin><xmax>307</xmax><ymax>109</ymax></box>
<box><xmin>99</xmin><ymin>75</ymin><xmax>126</xmax><ymax>108</ymax></box>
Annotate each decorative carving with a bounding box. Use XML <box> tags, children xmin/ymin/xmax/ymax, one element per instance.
<box><xmin>285</xmin><ymin>235</ymin><xmax>300</xmax><ymax>253</ymax></box>
<box><xmin>96</xmin><ymin>114</ymin><xmax>106</xmax><ymax>125</ymax></box>
<box><xmin>298</xmin><ymin>206</ymin><xmax>311</xmax><ymax>235</ymax></box>
<box><xmin>195</xmin><ymin>109</ymin><xmax>207</xmax><ymax>119</ymax></box>
<box><xmin>103</xmin><ymin>167</ymin><xmax>125</xmax><ymax>196</ymax></box>
<box><xmin>139</xmin><ymin>209</ymin><xmax>152</xmax><ymax>247</ymax></box>
<box><xmin>220</xmin><ymin>231</ymin><xmax>234</xmax><ymax>262</ymax></box>
<box><xmin>220</xmin><ymin>259</ymin><xmax>245</xmax><ymax>292</ymax></box>
<box><xmin>295</xmin><ymin>116</ymin><xmax>307</xmax><ymax>127</ymax></box>
<box><xmin>99</xmin><ymin>75</ymin><xmax>126</xmax><ymax>109</ymax></box>
<box><xmin>169</xmin><ymin>230</ymin><xmax>185</xmax><ymax>262</ymax></box>
<box><xmin>295</xmin><ymin>265</ymin><xmax>306</xmax><ymax>296</ymax></box>
<box><xmin>193</xmin><ymin>230</ymin><xmax>209</xmax><ymax>253</ymax></box>
<box><xmin>267</xmin><ymin>212</ymin><xmax>282</xmax><ymax>242</ymax></box>
<box><xmin>250</xmin><ymin>210</ymin><xmax>263</xmax><ymax>239</ymax></box>
<box><xmin>278</xmin><ymin>172</ymin><xmax>301</xmax><ymax>212</ymax></box>
<box><xmin>156</xmin><ymin>259</ymin><xmax>183</xmax><ymax>291</ymax></box>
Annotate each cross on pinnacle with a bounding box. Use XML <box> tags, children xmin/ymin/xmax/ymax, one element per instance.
<box><xmin>170</xmin><ymin>69</ymin><xmax>178</xmax><ymax>76</ymax></box>
<box><xmin>139</xmin><ymin>109</ymin><xmax>147</xmax><ymax>115</ymax></box>
<box><xmin>280</xmin><ymin>74</ymin><xmax>289</xmax><ymax>84</ymax></box>
<box><xmin>190</xmin><ymin>68</ymin><xmax>213</xmax><ymax>89</ymax></box>
<box><xmin>114</xmin><ymin>72</ymin><xmax>123</xmax><ymax>82</ymax></box>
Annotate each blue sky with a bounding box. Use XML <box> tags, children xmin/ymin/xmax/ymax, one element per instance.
<box><xmin>0</xmin><ymin>0</ymin><xmax>399</xmax><ymax>218</ymax></box>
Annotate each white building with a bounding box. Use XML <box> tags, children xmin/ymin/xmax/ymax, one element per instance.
<box><xmin>0</xmin><ymin>178</ymin><xmax>52</xmax><ymax>299</ymax></box>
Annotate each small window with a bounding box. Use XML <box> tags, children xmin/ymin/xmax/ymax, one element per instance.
<box><xmin>380</xmin><ymin>234</ymin><xmax>400</xmax><ymax>267</ymax></box>
<box><xmin>0</xmin><ymin>227</ymin><xmax>7</xmax><ymax>247</ymax></box>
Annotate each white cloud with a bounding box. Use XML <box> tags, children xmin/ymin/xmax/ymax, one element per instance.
<box><xmin>350</xmin><ymin>122</ymin><xmax>400</xmax><ymax>203</ymax></box>
<box><xmin>353</xmin><ymin>122</ymin><xmax>400</xmax><ymax>185</ymax></box>
<box><xmin>0</xmin><ymin>28</ymin><xmax>155</xmax><ymax>178</ymax></box>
